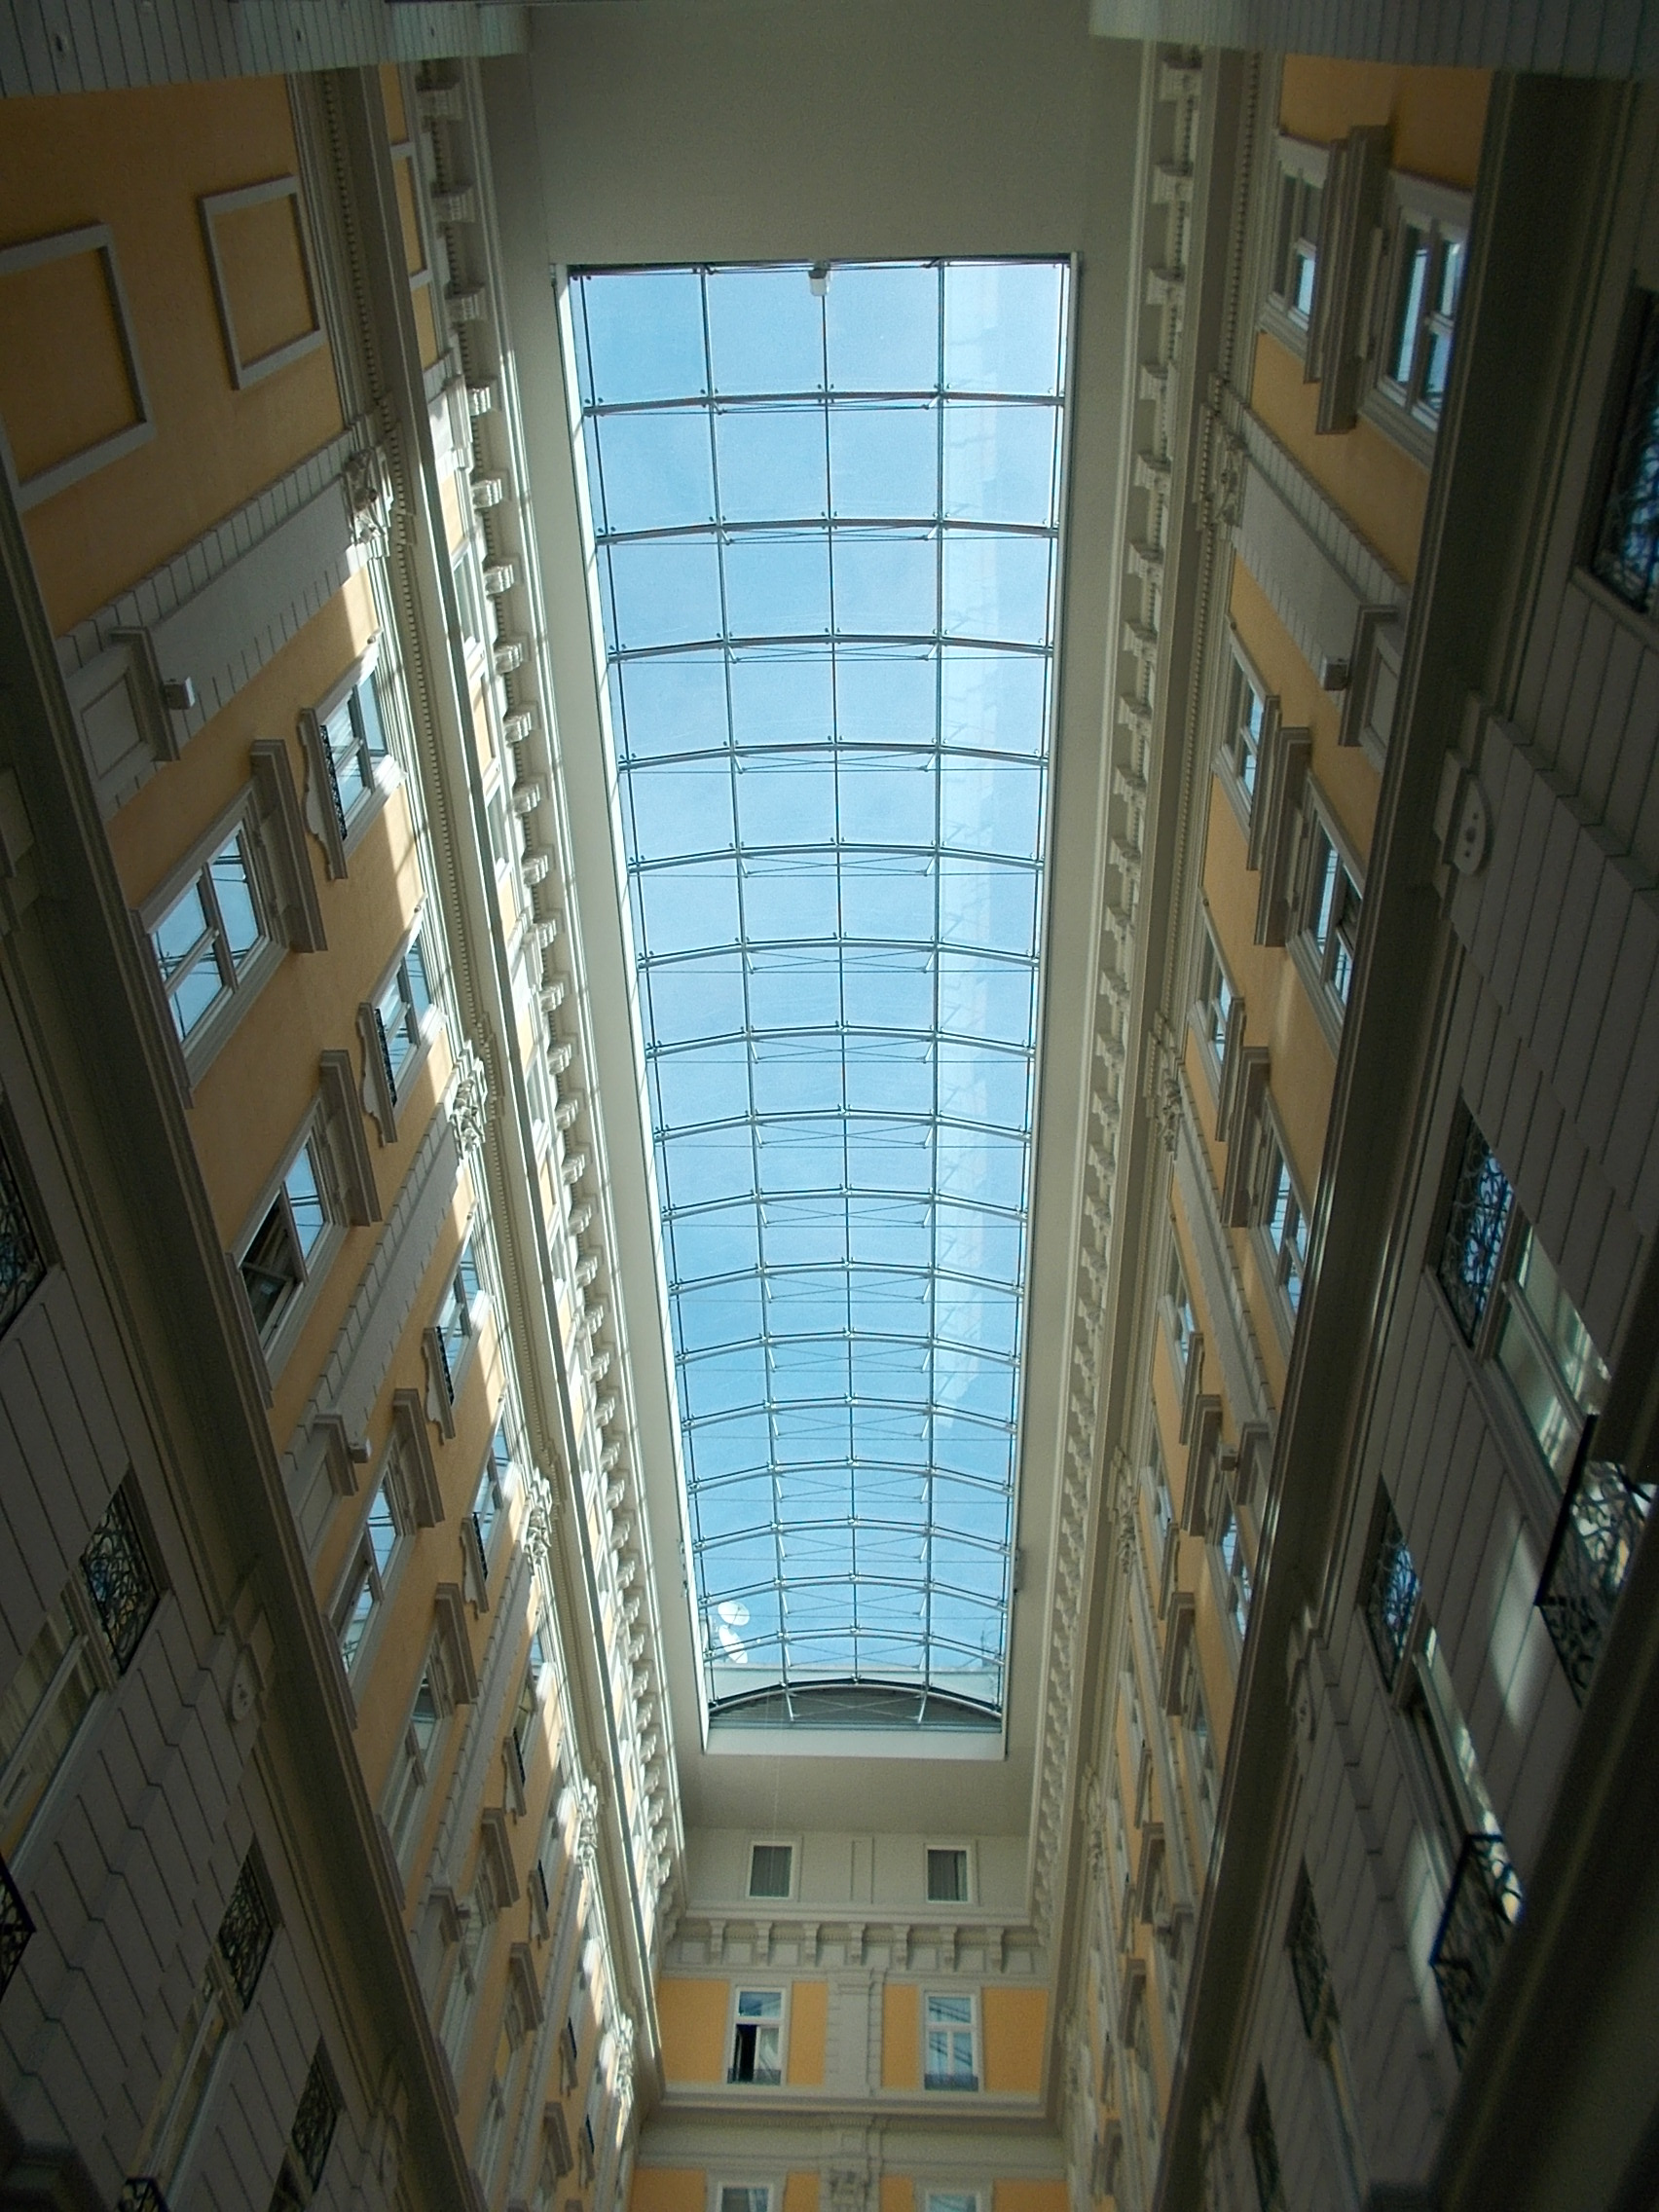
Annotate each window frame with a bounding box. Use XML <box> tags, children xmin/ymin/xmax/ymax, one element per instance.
<box><xmin>359</xmin><ymin>915</ymin><xmax>440</xmax><ymax>1145</ymax></box>
<box><xmin>384</xmin><ymin>1642</ymin><xmax>452</xmax><ymax>1871</ymax></box>
<box><xmin>726</xmin><ymin>1984</ymin><xmax>788</xmax><ymax>2086</ymax></box>
<box><xmin>1215</xmin><ymin>632</ymin><xmax>1276</xmax><ymax>831</ymax></box>
<box><xmin>298</xmin><ymin>639</ymin><xmax>398</xmax><ymax>880</ymax></box>
<box><xmin>746</xmin><ymin>1837</ymin><xmax>796</xmax><ymax>1902</ymax></box>
<box><xmin>330</xmin><ymin>1454</ymin><xmax>411</xmax><ymax>1684</ymax></box>
<box><xmin>1264</xmin><ymin>135</ymin><xmax>1329</xmax><ymax>352</ymax></box>
<box><xmin>1253</xmin><ymin>1111</ymin><xmax>1309</xmax><ymax>1346</ymax></box>
<box><xmin>139</xmin><ymin>787</ymin><xmax>288</xmax><ymax>1084</ymax></box>
<box><xmin>232</xmin><ymin>1096</ymin><xmax>352</xmax><ymax>1386</ymax></box>
<box><xmin>425</xmin><ymin>1235</ymin><xmax>486</xmax><ymax>1429</ymax></box>
<box><xmin>1191</xmin><ymin>908</ymin><xmax>1242</xmax><ymax>1104</ymax></box>
<box><xmin>711</xmin><ymin>2186</ymin><xmax>779</xmax><ymax>2212</ymax></box>
<box><xmin>1361</xmin><ymin>171</ymin><xmax>1472</xmax><ymax>466</ymax></box>
<box><xmin>1161</xmin><ymin>1235</ymin><xmax>1198</xmax><ymax>1386</ymax></box>
<box><xmin>1287</xmin><ymin>784</ymin><xmax>1365</xmax><ymax>1051</ymax></box>
<box><xmin>924</xmin><ymin>1841</ymin><xmax>974</xmax><ymax>1905</ymax></box>
<box><xmin>921</xmin><ymin>1987</ymin><xmax>979</xmax><ymax>2092</ymax></box>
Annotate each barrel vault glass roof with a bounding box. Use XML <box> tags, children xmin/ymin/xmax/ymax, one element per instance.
<box><xmin>568</xmin><ymin>259</ymin><xmax>1069</xmax><ymax>1732</ymax></box>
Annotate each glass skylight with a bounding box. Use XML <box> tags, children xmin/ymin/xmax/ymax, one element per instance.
<box><xmin>569</xmin><ymin>260</ymin><xmax>1068</xmax><ymax>1730</ymax></box>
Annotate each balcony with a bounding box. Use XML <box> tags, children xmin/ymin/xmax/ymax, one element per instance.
<box><xmin>1429</xmin><ymin>1829</ymin><xmax>1524</xmax><ymax>2062</ymax></box>
<box><xmin>1536</xmin><ymin>1423</ymin><xmax>1654</xmax><ymax>1701</ymax></box>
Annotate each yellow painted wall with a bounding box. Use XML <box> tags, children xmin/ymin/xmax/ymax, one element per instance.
<box><xmin>982</xmin><ymin>1985</ymin><xmax>1047</xmax><ymax>2094</ymax></box>
<box><xmin>630</xmin><ymin>2171</ymin><xmax>704</xmax><ymax>2212</ymax></box>
<box><xmin>657</xmin><ymin>1976</ymin><xmax>730</xmax><ymax>2085</ymax></box>
<box><xmin>0</xmin><ymin>80</ymin><xmax>343</xmax><ymax>632</ymax></box>
<box><xmin>881</xmin><ymin>1980</ymin><xmax>920</xmax><ymax>2089</ymax></box>
<box><xmin>993</xmin><ymin>2183</ymin><xmax>1070</xmax><ymax>2212</ymax></box>
<box><xmin>784</xmin><ymin>2178</ymin><xmax>820</xmax><ymax>2212</ymax></box>
<box><xmin>1279</xmin><ymin>57</ymin><xmax>1491</xmax><ymax>189</ymax></box>
<box><xmin>879</xmin><ymin>2182</ymin><xmax>912</xmax><ymax>2212</ymax></box>
<box><xmin>787</xmin><ymin>1978</ymin><xmax>829</xmax><ymax>2086</ymax></box>
<box><xmin>1249</xmin><ymin>333</ymin><xmax>1427</xmax><ymax>584</ymax></box>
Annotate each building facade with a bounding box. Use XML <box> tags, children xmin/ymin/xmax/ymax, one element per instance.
<box><xmin>0</xmin><ymin>10</ymin><xmax>1654</xmax><ymax>2212</ymax></box>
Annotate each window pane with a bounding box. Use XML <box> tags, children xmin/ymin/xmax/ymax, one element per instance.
<box><xmin>0</xmin><ymin>1597</ymin><xmax>98</xmax><ymax>1858</ymax></box>
<box><xmin>284</xmin><ymin>1142</ymin><xmax>327</xmax><ymax>1261</ymax></box>
<box><xmin>210</xmin><ymin>834</ymin><xmax>262</xmax><ymax>965</ymax></box>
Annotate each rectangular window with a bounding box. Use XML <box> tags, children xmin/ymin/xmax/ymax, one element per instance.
<box><xmin>1261</xmin><ymin>1135</ymin><xmax>1308</xmax><ymax>1318</ymax></box>
<box><xmin>1215</xmin><ymin>1496</ymin><xmax>1253</xmax><ymax>1642</ymax></box>
<box><xmin>150</xmin><ymin>820</ymin><xmax>270</xmax><ymax>1049</ymax></box>
<box><xmin>923</xmin><ymin>1992</ymin><xmax>977</xmax><ymax>2089</ymax></box>
<box><xmin>332</xmin><ymin>1469</ymin><xmax>406</xmax><ymax>1675</ymax></box>
<box><xmin>748</xmin><ymin>1840</ymin><xmax>793</xmax><ymax>1899</ymax></box>
<box><xmin>718</xmin><ymin>2192</ymin><xmax>773</xmax><ymax>2212</ymax></box>
<box><xmin>435</xmin><ymin>1240</ymin><xmax>484</xmax><ymax>1403</ymax></box>
<box><xmin>1374</xmin><ymin>177</ymin><xmax>1468</xmax><ymax>436</ymax></box>
<box><xmin>1195</xmin><ymin>920</ymin><xmax>1235</xmax><ymax>1072</ymax></box>
<box><xmin>1246</xmin><ymin>2070</ymin><xmax>1284</xmax><ymax>2212</ymax></box>
<box><xmin>375</xmin><ymin>929</ymin><xmax>434</xmax><ymax>1101</ymax></box>
<box><xmin>1272</xmin><ymin>165</ymin><xmax>1323</xmax><ymax>324</ymax></box>
<box><xmin>926</xmin><ymin>1847</ymin><xmax>970</xmax><ymax>1903</ymax></box>
<box><xmin>1435</xmin><ymin>1113</ymin><xmax>1608</xmax><ymax>1482</ymax></box>
<box><xmin>1165</xmin><ymin>1242</ymin><xmax>1197</xmax><ymax>1372</ymax></box>
<box><xmin>239</xmin><ymin>1124</ymin><xmax>341</xmax><ymax>1352</ymax></box>
<box><xmin>1592</xmin><ymin>287</ymin><xmax>1659</xmax><ymax>613</ymax></box>
<box><xmin>474</xmin><ymin>1420</ymin><xmax>511</xmax><ymax>1563</ymax></box>
<box><xmin>1297</xmin><ymin>806</ymin><xmax>1361</xmax><ymax>1017</ymax></box>
<box><xmin>386</xmin><ymin>1659</ymin><xmax>446</xmax><ymax>1865</ymax></box>
<box><xmin>319</xmin><ymin>666</ymin><xmax>389</xmax><ymax>836</ymax></box>
<box><xmin>728</xmin><ymin>1988</ymin><xmax>784</xmax><ymax>2084</ymax></box>
<box><xmin>0</xmin><ymin>1482</ymin><xmax>160</xmax><ymax>1859</ymax></box>
<box><xmin>454</xmin><ymin>550</ymin><xmax>486</xmax><ymax>661</ymax></box>
<box><xmin>1221</xmin><ymin>654</ymin><xmax>1266</xmax><ymax>809</ymax></box>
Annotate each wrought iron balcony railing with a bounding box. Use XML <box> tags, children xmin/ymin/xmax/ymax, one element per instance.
<box><xmin>1536</xmin><ymin>1420</ymin><xmax>1654</xmax><ymax>1702</ymax></box>
<box><xmin>0</xmin><ymin>1851</ymin><xmax>34</xmax><ymax>2000</ymax></box>
<box><xmin>1429</xmin><ymin>1829</ymin><xmax>1524</xmax><ymax>2063</ymax></box>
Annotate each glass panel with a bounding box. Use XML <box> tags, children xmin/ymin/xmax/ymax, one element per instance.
<box><xmin>0</xmin><ymin>1597</ymin><xmax>98</xmax><ymax>1858</ymax></box>
<box><xmin>571</xmin><ymin>261</ymin><xmax>1067</xmax><ymax>1729</ymax></box>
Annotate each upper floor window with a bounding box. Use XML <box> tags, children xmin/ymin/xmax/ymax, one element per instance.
<box><xmin>436</xmin><ymin>1240</ymin><xmax>484</xmax><ymax>1401</ymax></box>
<box><xmin>0</xmin><ymin>1480</ymin><xmax>160</xmax><ymax>1860</ymax></box>
<box><xmin>150</xmin><ymin>818</ymin><xmax>271</xmax><ymax>1051</ymax></box>
<box><xmin>322</xmin><ymin>665</ymin><xmax>388</xmax><ymax>828</ymax></box>
<box><xmin>926</xmin><ymin>1846</ymin><xmax>970</xmax><ymax>1903</ymax></box>
<box><xmin>1380</xmin><ymin>204</ymin><xmax>1464</xmax><ymax>425</ymax></box>
<box><xmin>377</xmin><ymin>929</ymin><xmax>434</xmax><ymax>1102</ymax></box>
<box><xmin>728</xmin><ymin>1988</ymin><xmax>784</xmax><ymax>2084</ymax></box>
<box><xmin>718</xmin><ymin>2192</ymin><xmax>773</xmax><ymax>2212</ymax></box>
<box><xmin>1164</xmin><ymin>1241</ymin><xmax>1197</xmax><ymax>1374</ymax></box>
<box><xmin>386</xmin><ymin>1653</ymin><xmax>449</xmax><ymax>1867</ymax></box>
<box><xmin>1195</xmin><ymin>919</ymin><xmax>1236</xmax><ymax>1076</ymax></box>
<box><xmin>1260</xmin><ymin>1129</ymin><xmax>1309</xmax><ymax>1323</ymax></box>
<box><xmin>1215</xmin><ymin>1494</ymin><xmax>1253</xmax><ymax>1643</ymax></box>
<box><xmin>0</xmin><ymin>1121</ymin><xmax>48</xmax><ymax>1344</ymax></box>
<box><xmin>1435</xmin><ymin>1113</ymin><xmax>1608</xmax><ymax>1485</ymax></box>
<box><xmin>1271</xmin><ymin>146</ymin><xmax>1325</xmax><ymax>327</ymax></box>
<box><xmin>1220</xmin><ymin>648</ymin><xmax>1269</xmax><ymax>814</ymax></box>
<box><xmin>333</xmin><ymin>1464</ymin><xmax>408</xmax><ymax>1677</ymax></box>
<box><xmin>240</xmin><ymin>1127</ymin><xmax>337</xmax><ymax>1350</ymax></box>
<box><xmin>1592</xmin><ymin>287</ymin><xmax>1659</xmax><ymax>615</ymax></box>
<box><xmin>923</xmin><ymin>1992</ymin><xmax>977</xmax><ymax>2089</ymax></box>
<box><xmin>1291</xmin><ymin>795</ymin><xmax>1363</xmax><ymax>1041</ymax></box>
<box><xmin>1246</xmin><ymin>2068</ymin><xmax>1285</xmax><ymax>2212</ymax></box>
<box><xmin>748</xmin><ymin>1840</ymin><xmax>793</xmax><ymax>1899</ymax></box>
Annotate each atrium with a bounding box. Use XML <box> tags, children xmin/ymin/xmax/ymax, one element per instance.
<box><xmin>0</xmin><ymin>6</ymin><xmax>1656</xmax><ymax>2212</ymax></box>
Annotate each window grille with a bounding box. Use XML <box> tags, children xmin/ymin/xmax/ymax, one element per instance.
<box><xmin>1429</xmin><ymin>1829</ymin><xmax>1524</xmax><ymax>2062</ymax></box>
<box><xmin>1363</xmin><ymin>1492</ymin><xmax>1419</xmax><ymax>1692</ymax></box>
<box><xmin>79</xmin><ymin>1486</ymin><xmax>159</xmax><ymax>1673</ymax></box>
<box><xmin>289</xmin><ymin>2044</ymin><xmax>341</xmax><ymax>2191</ymax></box>
<box><xmin>1592</xmin><ymin>289</ymin><xmax>1659</xmax><ymax>614</ymax></box>
<box><xmin>1286</xmin><ymin>1871</ymin><xmax>1330</xmax><ymax>2039</ymax></box>
<box><xmin>216</xmin><ymin>1852</ymin><xmax>275</xmax><ymax>2009</ymax></box>
<box><xmin>0</xmin><ymin>1131</ymin><xmax>46</xmax><ymax>1341</ymax></box>
<box><xmin>1536</xmin><ymin>1419</ymin><xmax>1655</xmax><ymax>1701</ymax></box>
<box><xmin>1436</xmin><ymin>1115</ymin><xmax>1514</xmax><ymax>1344</ymax></box>
<box><xmin>115</xmin><ymin>2183</ymin><xmax>169</xmax><ymax>2212</ymax></box>
<box><xmin>1245</xmin><ymin>2071</ymin><xmax>1284</xmax><ymax>2212</ymax></box>
<box><xmin>0</xmin><ymin>1849</ymin><xmax>33</xmax><ymax>2000</ymax></box>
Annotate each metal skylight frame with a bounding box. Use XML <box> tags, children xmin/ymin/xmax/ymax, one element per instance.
<box><xmin>567</xmin><ymin>260</ymin><xmax>1070</xmax><ymax>1731</ymax></box>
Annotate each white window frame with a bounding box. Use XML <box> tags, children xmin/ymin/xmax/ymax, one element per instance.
<box><xmin>1263</xmin><ymin>135</ymin><xmax>1329</xmax><ymax>353</ymax></box>
<box><xmin>726</xmin><ymin>1985</ymin><xmax>787</xmax><ymax>2085</ymax></box>
<box><xmin>710</xmin><ymin>2185</ymin><xmax>779</xmax><ymax>2212</ymax></box>
<box><xmin>1161</xmin><ymin>1235</ymin><xmax>1198</xmax><ymax>1386</ymax></box>
<box><xmin>924</xmin><ymin>2194</ymin><xmax>984</xmax><ymax>2212</ymax></box>
<box><xmin>464</xmin><ymin>1415</ymin><xmax>516</xmax><ymax>1604</ymax></box>
<box><xmin>330</xmin><ymin>1451</ymin><xmax>412</xmax><ymax>1684</ymax></box>
<box><xmin>746</xmin><ymin>1837</ymin><xmax>797</xmax><ymax>1901</ymax></box>
<box><xmin>138</xmin><ymin>778</ymin><xmax>304</xmax><ymax>1087</ymax></box>
<box><xmin>1253</xmin><ymin>1111</ymin><xmax>1309</xmax><ymax>1347</ymax></box>
<box><xmin>231</xmin><ymin>1094</ymin><xmax>353</xmax><ymax>1386</ymax></box>
<box><xmin>385</xmin><ymin>1642</ymin><xmax>452</xmax><ymax>1871</ymax></box>
<box><xmin>1287</xmin><ymin>785</ymin><xmax>1365</xmax><ymax>1052</ymax></box>
<box><xmin>1215</xmin><ymin>631</ymin><xmax>1276</xmax><ymax>831</ymax></box>
<box><xmin>454</xmin><ymin>544</ymin><xmax>489</xmax><ymax>673</ymax></box>
<box><xmin>298</xmin><ymin>638</ymin><xmax>398</xmax><ymax>880</ymax></box>
<box><xmin>922</xmin><ymin>1987</ymin><xmax>979</xmax><ymax>2091</ymax></box>
<box><xmin>1362</xmin><ymin>172</ymin><xmax>1472</xmax><ymax>465</ymax></box>
<box><xmin>1191</xmin><ymin>909</ymin><xmax>1241</xmax><ymax>1104</ymax></box>
<box><xmin>359</xmin><ymin>915</ymin><xmax>440</xmax><ymax>1143</ymax></box>
<box><xmin>425</xmin><ymin>1234</ymin><xmax>487</xmax><ymax>1434</ymax></box>
<box><xmin>924</xmin><ymin>1841</ymin><xmax>974</xmax><ymax>1906</ymax></box>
